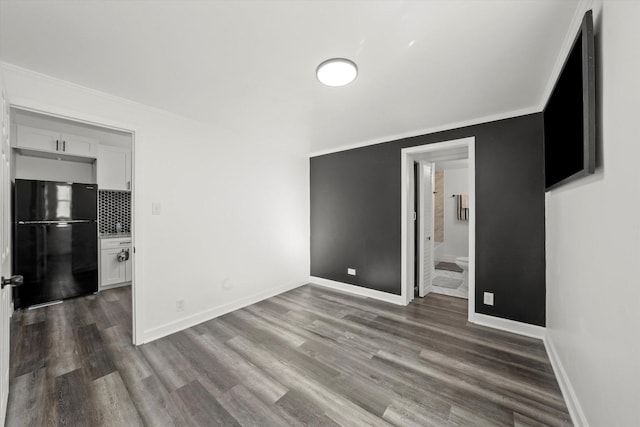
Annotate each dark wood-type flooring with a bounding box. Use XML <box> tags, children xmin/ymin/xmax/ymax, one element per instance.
<box><xmin>7</xmin><ymin>284</ymin><xmax>572</xmax><ymax>426</ymax></box>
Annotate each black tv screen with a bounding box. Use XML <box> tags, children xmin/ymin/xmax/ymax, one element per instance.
<box><xmin>544</xmin><ymin>10</ymin><xmax>595</xmax><ymax>191</ymax></box>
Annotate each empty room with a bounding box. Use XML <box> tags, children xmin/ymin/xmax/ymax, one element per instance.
<box><xmin>0</xmin><ymin>0</ymin><xmax>638</xmax><ymax>426</ymax></box>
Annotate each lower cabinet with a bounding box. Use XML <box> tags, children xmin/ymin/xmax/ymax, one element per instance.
<box><xmin>100</xmin><ymin>238</ymin><xmax>132</xmax><ymax>289</ymax></box>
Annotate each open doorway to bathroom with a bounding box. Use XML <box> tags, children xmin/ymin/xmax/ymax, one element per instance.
<box><xmin>401</xmin><ymin>137</ymin><xmax>475</xmax><ymax>321</ymax></box>
<box><xmin>430</xmin><ymin>159</ymin><xmax>469</xmax><ymax>299</ymax></box>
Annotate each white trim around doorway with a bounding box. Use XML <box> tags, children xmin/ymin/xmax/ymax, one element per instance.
<box><xmin>7</xmin><ymin>100</ymin><xmax>143</xmax><ymax>346</ymax></box>
<box><xmin>400</xmin><ymin>137</ymin><xmax>476</xmax><ymax>322</ymax></box>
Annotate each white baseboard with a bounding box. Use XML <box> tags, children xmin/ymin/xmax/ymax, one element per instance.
<box><xmin>141</xmin><ymin>281</ymin><xmax>304</xmax><ymax>344</ymax></box>
<box><xmin>472</xmin><ymin>313</ymin><xmax>546</xmax><ymax>339</ymax></box>
<box><xmin>309</xmin><ymin>276</ymin><xmax>406</xmax><ymax>305</ymax></box>
<box><xmin>543</xmin><ymin>333</ymin><xmax>589</xmax><ymax>427</ymax></box>
<box><xmin>100</xmin><ymin>281</ymin><xmax>131</xmax><ymax>291</ymax></box>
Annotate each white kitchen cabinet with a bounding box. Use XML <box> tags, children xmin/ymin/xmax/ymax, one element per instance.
<box><xmin>100</xmin><ymin>238</ymin><xmax>132</xmax><ymax>289</ymax></box>
<box><xmin>60</xmin><ymin>132</ymin><xmax>97</xmax><ymax>157</ymax></box>
<box><xmin>15</xmin><ymin>125</ymin><xmax>98</xmax><ymax>158</ymax></box>
<box><xmin>98</xmin><ymin>145</ymin><xmax>131</xmax><ymax>191</ymax></box>
<box><xmin>15</xmin><ymin>125</ymin><xmax>59</xmax><ymax>152</ymax></box>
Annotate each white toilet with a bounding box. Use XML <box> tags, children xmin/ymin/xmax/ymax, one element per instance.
<box><xmin>455</xmin><ymin>256</ymin><xmax>469</xmax><ymax>272</ymax></box>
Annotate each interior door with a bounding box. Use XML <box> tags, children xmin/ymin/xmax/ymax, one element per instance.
<box><xmin>418</xmin><ymin>162</ymin><xmax>435</xmax><ymax>297</ymax></box>
<box><xmin>413</xmin><ymin>162</ymin><xmax>420</xmax><ymax>298</ymax></box>
<box><xmin>1</xmin><ymin>86</ymin><xmax>12</xmax><ymax>426</ymax></box>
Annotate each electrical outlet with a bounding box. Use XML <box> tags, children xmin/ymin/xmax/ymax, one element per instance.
<box><xmin>176</xmin><ymin>299</ymin><xmax>185</xmax><ymax>312</ymax></box>
<box><xmin>483</xmin><ymin>292</ymin><xmax>494</xmax><ymax>306</ymax></box>
<box><xmin>152</xmin><ymin>202</ymin><xmax>162</xmax><ymax>215</ymax></box>
<box><xmin>347</xmin><ymin>268</ymin><xmax>356</xmax><ymax>276</ymax></box>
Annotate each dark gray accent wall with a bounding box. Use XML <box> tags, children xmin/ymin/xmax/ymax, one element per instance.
<box><xmin>310</xmin><ymin>113</ymin><xmax>546</xmax><ymax>326</ymax></box>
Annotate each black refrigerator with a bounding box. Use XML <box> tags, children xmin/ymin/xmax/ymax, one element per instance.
<box><xmin>13</xmin><ymin>179</ymin><xmax>98</xmax><ymax>309</ymax></box>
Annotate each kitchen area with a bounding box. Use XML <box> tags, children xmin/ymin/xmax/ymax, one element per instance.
<box><xmin>9</xmin><ymin>108</ymin><xmax>133</xmax><ymax>313</ymax></box>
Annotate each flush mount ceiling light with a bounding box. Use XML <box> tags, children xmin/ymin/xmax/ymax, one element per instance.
<box><xmin>316</xmin><ymin>58</ymin><xmax>358</xmax><ymax>87</ymax></box>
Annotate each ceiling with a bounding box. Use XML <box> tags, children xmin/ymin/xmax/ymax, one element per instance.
<box><xmin>0</xmin><ymin>1</ymin><xmax>580</xmax><ymax>153</ymax></box>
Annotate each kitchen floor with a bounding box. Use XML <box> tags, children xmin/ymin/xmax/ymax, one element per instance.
<box><xmin>6</xmin><ymin>285</ymin><xmax>571</xmax><ymax>426</ymax></box>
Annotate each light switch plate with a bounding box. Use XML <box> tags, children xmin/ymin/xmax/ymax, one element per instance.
<box><xmin>347</xmin><ymin>268</ymin><xmax>356</xmax><ymax>276</ymax></box>
<box><xmin>483</xmin><ymin>292</ymin><xmax>494</xmax><ymax>306</ymax></box>
<box><xmin>152</xmin><ymin>202</ymin><xmax>161</xmax><ymax>215</ymax></box>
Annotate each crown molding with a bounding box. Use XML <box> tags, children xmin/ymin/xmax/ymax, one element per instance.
<box><xmin>309</xmin><ymin>105</ymin><xmax>540</xmax><ymax>158</ymax></box>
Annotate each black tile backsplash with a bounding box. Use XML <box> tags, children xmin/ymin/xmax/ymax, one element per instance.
<box><xmin>99</xmin><ymin>190</ymin><xmax>131</xmax><ymax>234</ymax></box>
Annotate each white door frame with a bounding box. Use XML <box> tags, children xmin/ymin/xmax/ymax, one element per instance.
<box><xmin>401</xmin><ymin>136</ymin><xmax>476</xmax><ymax>322</ymax></box>
<box><xmin>7</xmin><ymin>101</ymin><xmax>143</xmax><ymax>345</ymax></box>
<box><xmin>0</xmin><ymin>86</ymin><xmax>11</xmax><ymax>427</ymax></box>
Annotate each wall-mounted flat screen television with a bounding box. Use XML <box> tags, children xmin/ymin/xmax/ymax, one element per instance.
<box><xmin>544</xmin><ymin>10</ymin><xmax>596</xmax><ymax>191</ymax></box>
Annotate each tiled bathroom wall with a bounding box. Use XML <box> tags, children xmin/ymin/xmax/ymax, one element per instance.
<box><xmin>98</xmin><ymin>190</ymin><xmax>131</xmax><ymax>234</ymax></box>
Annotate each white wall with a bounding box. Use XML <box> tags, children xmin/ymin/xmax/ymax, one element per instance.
<box><xmin>545</xmin><ymin>1</ymin><xmax>640</xmax><ymax>426</ymax></box>
<box><xmin>1</xmin><ymin>63</ymin><xmax>310</xmax><ymax>344</ymax></box>
<box><xmin>440</xmin><ymin>167</ymin><xmax>469</xmax><ymax>261</ymax></box>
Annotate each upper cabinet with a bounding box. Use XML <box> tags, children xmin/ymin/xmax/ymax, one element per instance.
<box><xmin>15</xmin><ymin>125</ymin><xmax>98</xmax><ymax>158</ymax></box>
<box><xmin>98</xmin><ymin>145</ymin><xmax>131</xmax><ymax>191</ymax></box>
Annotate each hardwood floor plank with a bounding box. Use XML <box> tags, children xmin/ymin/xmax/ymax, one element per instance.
<box><xmin>297</xmin><ymin>338</ymin><xmax>453</xmax><ymax>421</ymax></box>
<box><xmin>11</xmin><ymin>321</ymin><xmax>47</xmax><ymax>378</ymax></box>
<box><xmin>45</xmin><ymin>303</ymin><xmax>81</xmax><ymax>379</ymax></box>
<box><xmin>361</xmin><ymin>314</ymin><xmax>555</xmax><ymax>378</ymax></box>
<box><xmin>139</xmin><ymin>338</ymin><xmax>198</xmax><ymax>392</ymax></box>
<box><xmin>127</xmin><ymin>374</ymin><xmax>191</xmax><ymax>427</ymax></box>
<box><xmin>195</xmin><ymin>332</ymin><xmax>289</xmax><ymax>404</ymax></box>
<box><xmin>174</xmin><ymin>380</ymin><xmax>240</xmax><ymax>427</ymax></box>
<box><xmin>327</xmin><ymin>374</ymin><xmax>392</xmax><ymax>417</ymax></box>
<box><xmin>8</xmin><ymin>284</ymin><xmax>572</xmax><ymax>426</ymax></box>
<box><xmin>374</xmin><ymin>350</ymin><xmax>572</xmax><ymax>426</ymax></box>
<box><xmin>101</xmin><ymin>325</ymin><xmax>154</xmax><ymax>385</ymax></box>
<box><xmin>383</xmin><ymin>399</ymin><xmax>452</xmax><ymax>427</ymax></box>
<box><xmin>6</xmin><ymin>368</ymin><xmax>54</xmax><ymax>427</ymax></box>
<box><xmin>89</xmin><ymin>371</ymin><xmax>144</xmax><ymax>426</ymax></box>
<box><xmin>418</xmin><ymin>345</ymin><xmax>566</xmax><ymax>410</ymax></box>
<box><xmin>168</xmin><ymin>331</ymin><xmax>239</xmax><ymax>395</ymax></box>
<box><xmin>218</xmin><ymin>384</ymin><xmax>295</xmax><ymax>426</ymax></box>
<box><xmin>86</xmin><ymin>296</ymin><xmax>113</xmax><ymax>330</ymax></box>
<box><xmin>54</xmin><ymin>368</ymin><xmax>92</xmax><ymax>426</ymax></box>
<box><xmin>276</xmin><ymin>389</ymin><xmax>340</xmax><ymax>427</ymax></box>
<box><xmin>446</xmin><ymin>404</ymin><xmax>515</xmax><ymax>427</ymax></box>
<box><xmin>226</xmin><ymin>335</ymin><xmax>392</xmax><ymax>427</ymax></box>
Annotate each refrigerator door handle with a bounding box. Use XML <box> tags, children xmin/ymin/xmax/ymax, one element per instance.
<box><xmin>17</xmin><ymin>220</ymin><xmax>96</xmax><ymax>224</ymax></box>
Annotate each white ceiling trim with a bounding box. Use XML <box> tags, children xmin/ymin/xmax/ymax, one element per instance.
<box><xmin>309</xmin><ymin>104</ymin><xmax>540</xmax><ymax>158</ymax></box>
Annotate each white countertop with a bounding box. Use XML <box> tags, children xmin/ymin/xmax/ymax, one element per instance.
<box><xmin>99</xmin><ymin>233</ymin><xmax>131</xmax><ymax>239</ymax></box>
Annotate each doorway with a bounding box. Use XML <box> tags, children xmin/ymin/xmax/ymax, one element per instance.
<box><xmin>7</xmin><ymin>105</ymin><xmax>138</xmax><ymax>344</ymax></box>
<box><xmin>401</xmin><ymin>137</ymin><xmax>476</xmax><ymax>322</ymax></box>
